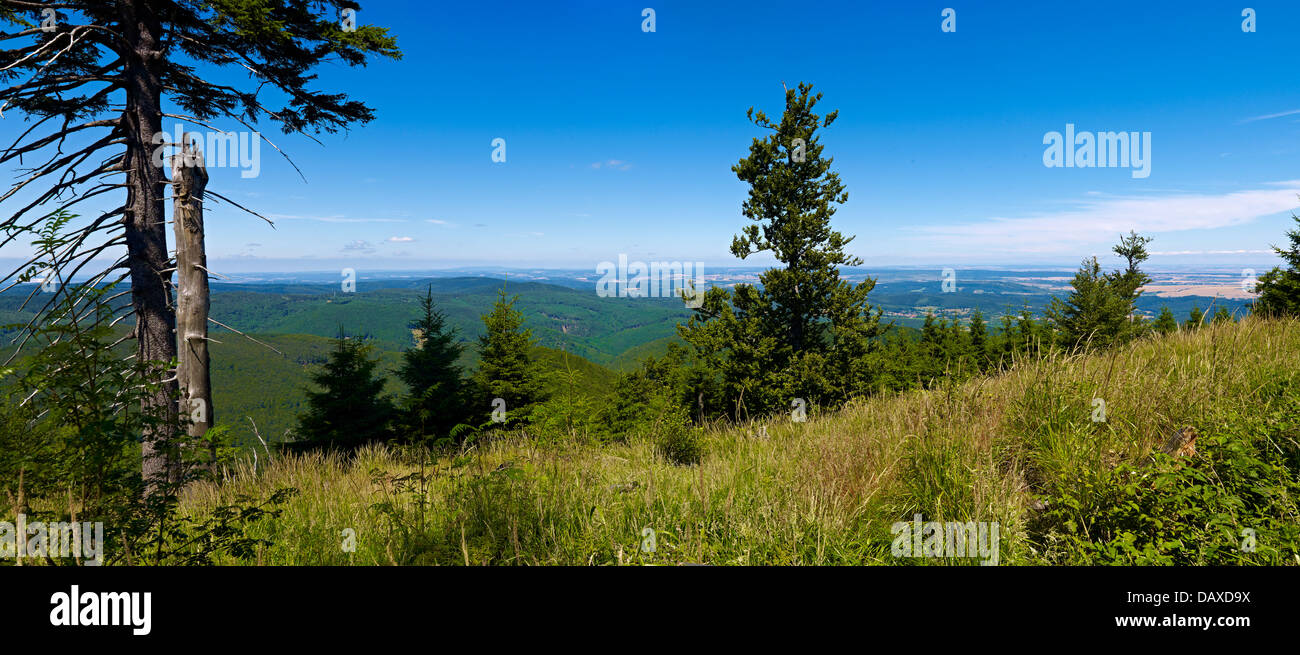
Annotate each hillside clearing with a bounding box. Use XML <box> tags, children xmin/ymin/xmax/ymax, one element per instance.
<box><xmin>180</xmin><ymin>318</ymin><xmax>1300</xmax><ymax>565</ymax></box>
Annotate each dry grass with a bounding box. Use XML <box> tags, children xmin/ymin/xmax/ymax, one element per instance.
<box><xmin>179</xmin><ymin>317</ymin><xmax>1300</xmax><ymax>565</ymax></box>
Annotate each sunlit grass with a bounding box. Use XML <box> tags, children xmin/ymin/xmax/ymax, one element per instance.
<box><xmin>179</xmin><ymin>317</ymin><xmax>1300</xmax><ymax>565</ymax></box>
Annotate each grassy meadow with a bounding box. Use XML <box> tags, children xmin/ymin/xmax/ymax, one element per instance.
<box><xmin>179</xmin><ymin>317</ymin><xmax>1300</xmax><ymax>565</ymax></box>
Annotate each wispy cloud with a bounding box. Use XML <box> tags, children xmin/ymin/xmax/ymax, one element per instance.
<box><xmin>342</xmin><ymin>240</ymin><xmax>376</xmax><ymax>254</ymax></box>
<box><xmin>387</xmin><ymin>236</ymin><xmax>414</xmax><ymax>243</ymax></box>
<box><xmin>1150</xmin><ymin>249</ymin><xmax>1273</xmax><ymax>256</ymax></box>
<box><xmin>911</xmin><ymin>181</ymin><xmax>1300</xmax><ymax>254</ymax></box>
<box><xmin>591</xmin><ymin>159</ymin><xmax>632</xmax><ymax>171</ymax></box>
<box><xmin>426</xmin><ymin>219</ymin><xmax>456</xmax><ymax>227</ymax></box>
<box><xmin>271</xmin><ymin>213</ymin><xmax>406</xmax><ymax>224</ymax></box>
<box><xmin>1239</xmin><ymin>109</ymin><xmax>1300</xmax><ymax>123</ymax></box>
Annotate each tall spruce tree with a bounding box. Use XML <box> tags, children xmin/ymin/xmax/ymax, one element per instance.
<box><xmin>1253</xmin><ymin>210</ymin><xmax>1300</xmax><ymax>317</ymax></box>
<box><xmin>474</xmin><ymin>287</ymin><xmax>545</xmax><ymax>426</ymax></box>
<box><xmin>397</xmin><ymin>287</ymin><xmax>467</xmax><ymax>442</ymax></box>
<box><xmin>296</xmin><ymin>329</ymin><xmax>394</xmax><ymax>449</ymax></box>
<box><xmin>680</xmin><ymin>83</ymin><xmax>881</xmax><ymax>417</ymax></box>
<box><xmin>0</xmin><ymin>1</ymin><xmax>399</xmax><ymax>488</ymax></box>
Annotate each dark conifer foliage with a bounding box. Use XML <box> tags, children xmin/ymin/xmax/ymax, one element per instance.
<box><xmin>1253</xmin><ymin>210</ymin><xmax>1300</xmax><ymax>317</ymax></box>
<box><xmin>296</xmin><ymin>329</ymin><xmax>394</xmax><ymax>448</ymax></box>
<box><xmin>397</xmin><ymin>287</ymin><xmax>469</xmax><ymax>443</ymax></box>
<box><xmin>681</xmin><ymin>83</ymin><xmax>882</xmax><ymax>418</ymax></box>
<box><xmin>1046</xmin><ymin>232</ymin><xmax>1152</xmax><ymax>349</ymax></box>
<box><xmin>473</xmin><ymin>287</ymin><xmax>546</xmax><ymax>426</ymax></box>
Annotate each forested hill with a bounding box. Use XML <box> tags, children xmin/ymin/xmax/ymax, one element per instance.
<box><xmin>203</xmin><ymin>277</ymin><xmax>691</xmax><ymax>369</ymax></box>
<box><xmin>0</xmin><ymin>276</ymin><xmax>693</xmax><ymax>369</ymax></box>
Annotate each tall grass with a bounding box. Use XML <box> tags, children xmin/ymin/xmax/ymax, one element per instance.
<box><xmin>179</xmin><ymin>317</ymin><xmax>1300</xmax><ymax>565</ymax></box>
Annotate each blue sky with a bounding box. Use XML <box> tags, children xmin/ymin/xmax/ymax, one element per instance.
<box><xmin>5</xmin><ymin>0</ymin><xmax>1300</xmax><ymax>273</ymax></box>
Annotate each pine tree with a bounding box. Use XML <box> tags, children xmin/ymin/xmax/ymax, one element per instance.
<box><xmin>946</xmin><ymin>319</ymin><xmax>970</xmax><ymax>373</ymax></box>
<box><xmin>1046</xmin><ymin>232</ymin><xmax>1152</xmax><ymax>349</ymax></box>
<box><xmin>1109</xmin><ymin>231</ymin><xmax>1154</xmax><ymax>338</ymax></box>
<box><xmin>397</xmin><ymin>287</ymin><xmax>467</xmax><ymax>443</ymax></box>
<box><xmin>1153</xmin><ymin>306</ymin><xmax>1178</xmax><ymax>334</ymax></box>
<box><xmin>1253</xmin><ymin>210</ymin><xmax>1300</xmax><ymax>317</ymax></box>
<box><xmin>996</xmin><ymin>313</ymin><xmax>1018</xmax><ymax>367</ymax></box>
<box><xmin>1188</xmin><ymin>306</ymin><xmax>1205</xmax><ymax>329</ymax></box>
<box><xmin>1018</xmin><ymin>308</ymin><xmax>1046</xmax><ymax>357</ymax></box>
<box><xmin>1046</xmin><ymin>257</ymin><xmax>1116</xmax><ymax>348</ymax></box>
<box><xmin>918</xmin><ymin>314</ymin><xmax>946</xmax><ymax>383</ymax></box>
<box><xmin>474</xmin><ymin>287</ymin><xmax>546</xmax><ymax>426</ymax></box>
<box><xmin>1212</xmin><ymin>306</ymin><xmax>1233</xmax><ymax>324</ymax></box>
<box><xmin>968</xmin><ymin>310</ymin><xmax>989</xmax><ymax>371</ymax></box>
<box><xmin>681</xmin><ymin>83</ymin><xmax>882</xmax><ymax>417</ymax></box>
<box><xmin>296</xmin><ymin>329</ymin><xmax>394</xmax><ymax>449</ymax></box>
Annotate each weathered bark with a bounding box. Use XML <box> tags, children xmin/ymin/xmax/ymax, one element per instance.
<box><xmin>172</xmin><ymin>139</ymin><xmax>213</xmax><ymax>469</ymax></box>
<box><xmin>118</xmin><ymin>0</ymin><xmax>179</xmax><ymax>492</ymax></box>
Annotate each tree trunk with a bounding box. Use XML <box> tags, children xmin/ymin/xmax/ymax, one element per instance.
<box><xmin>172</xmin><ymin>139</ymin><xmax>213</xmax><ymax>470</ymax></box>
<box><xmin>119</xmin><ymin>0</ymin><xmax>179</xmax><ymax>492</ymax></box>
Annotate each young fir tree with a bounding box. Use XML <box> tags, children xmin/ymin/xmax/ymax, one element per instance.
<box><xmin>1153</xmin><ymin>306</ymin><xmax>1178</xmax><ymax>334</ymax></box>
<box><xmin>1212</xmin><ymin>306</ymin><xmax>1234</xmax><ymax>324</ymax></box>
<box><xmin>474</xmin><ymin>287</ymin><xmax>546</xmax><ymax>427</ymax></box>
<box><xmin>680</xmin><ymin>83</ymin><xmax>882</xmax><ymax>417</ymax></box>
<box><xmin>397</xmin><ymin>287</ymin><xmax>467</xmax><ymax>442</ymax></box>
<box><xmin>946</xmin><ymin>319</ymin><xmax>970</xmax><ymax>373</ymax></box>
<box><xmin>1253</xmin><ymin>210</ymin><xmax>1300</xmax><ymax>317</ymax></box>
<box><xmin>1109</xmin><ymin>231</ymin><xmax>1154</xmax><ymax>333</ymax></box>
<box><xmin>1046</xmin><ymin>232</ymin><xmax>1152</xmax><ymax>349</ymax></box>
<box><xmin>296</xmin><ymin>329</ymin><xmax>394</xmax><ymax>449</ymax></box>
<box><xmin>996</xmin><ymin>313</ymin><xmax>1018</xmax><ymax>366</ymax></box>
<box><xmin>968</xmin><ymin>310</ymin><xmax>989</xmax><ymax>371</ymax></box>
<box><xmin>1188</xmin><ymin>306</ymin><xmax>1205</xmax><ymax>329</ymax></box>
<box><xmin>1018</xmin><ymin>308</ymin><xmax>1047</xmax><ymax>357</ymax></box>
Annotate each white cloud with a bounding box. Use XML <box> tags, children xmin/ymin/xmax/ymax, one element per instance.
<box><xmin>387</xmin><ymin>236</ymin><xmax>414</xmax><ymax>243</ymax></box>
<box><xmin>911</xmin><ymin>182</ymin><xmax>1300</xmax><ymax>254</ymax></box>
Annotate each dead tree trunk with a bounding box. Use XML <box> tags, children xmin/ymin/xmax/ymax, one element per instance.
<box><xmin>171</xmin><ymin>138</ymin><xmax>213</xmax><ymax>470</ymax></box>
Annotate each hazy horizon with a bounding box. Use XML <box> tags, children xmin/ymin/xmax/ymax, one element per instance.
<box><xmin>3</xmin><ymin>1</ymin><xmax>1299</xmax><ymax>276</ymax></box>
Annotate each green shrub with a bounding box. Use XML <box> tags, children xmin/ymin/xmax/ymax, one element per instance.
<box><xmin>655</xmin><ymin>407</ymin><xmax>704</xmax><ymax>466</ymax></box>
<box><xmin>1028</xmin><ymin>381</ymin><xmax>1300</xmax><ymax>564</ymax></box>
